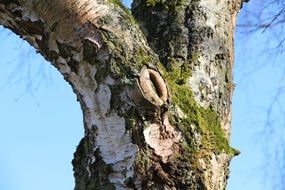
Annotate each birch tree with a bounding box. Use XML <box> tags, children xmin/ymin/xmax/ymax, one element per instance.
<box><xmin>0</xmin><ymin>0</ymin><xmax>246</xmax><ymax>189</ymax></box>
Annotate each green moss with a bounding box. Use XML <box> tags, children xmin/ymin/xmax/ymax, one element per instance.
<box><xmin>163</xmin><ymin>67</ymin><xmax>235</xmax><ymax>156</ymax></box>
<box><xmin>145</xmin><ymin>0</ymin><xmax>186</xmax><ymax>10</ymax></box>
<box><xmin>130</xmin><ymin>48</ymin><xmax>161</xmax><ymax>72</ymax></box>
<box><xmin>110</xmin><ymin>0</ymin><xmax>123</xmax><ymax>6</ymax></box>
<box><xmin>135</xmin><ymin>148</ymin><xmax>153</xmax><ymax>172</ymax></box>
<box><xmin>135</xmin><ymin>48</ymin><xmax>153</xmax><ymax>66</ymax></box>
<box><xmin>190</xmin><ymin>51</ymin><xmax>199</xmax><ymax>64</ymax></box>
<box><xmin>125</xmin><ymin>108</ymin><xmax>137</xmax><ymax>131</ymax></box>
<box><xmin>109</xmin><ymin>0</ymin><xmax>137</xmax><ymax>24</ymax></box>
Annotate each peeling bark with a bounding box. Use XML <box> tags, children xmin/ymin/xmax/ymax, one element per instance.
<box><xmin>0</xmin><ymin>0</ymin><xmax>245</xmax><ymax>189</ymax></box>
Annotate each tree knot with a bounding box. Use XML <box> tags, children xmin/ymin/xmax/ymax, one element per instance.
<box><xmin>135</xmin><ymin>66</ymin><xmax>168</xmax><ymax>107</ymax></box>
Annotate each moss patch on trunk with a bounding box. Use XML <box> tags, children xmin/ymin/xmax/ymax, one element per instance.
<box><xmin>163</xmin><ymin>66</ymin><xmax>236</xmax><ymax>156</ymax></box>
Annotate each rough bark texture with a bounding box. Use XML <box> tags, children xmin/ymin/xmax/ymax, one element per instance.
<box><xmin>0</xmin><ymin>0</ymin><xmax>245</xmax><ymax>189</ymax></box>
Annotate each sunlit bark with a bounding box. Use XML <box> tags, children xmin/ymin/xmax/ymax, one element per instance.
<box><xmin>0</xmin><ymin>0</ymin><xmax>245</xmax><ymax>189</ymax></box>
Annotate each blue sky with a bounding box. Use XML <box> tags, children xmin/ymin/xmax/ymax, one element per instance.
<box><xmin>228</xmin><ymin>0</ymin><xmax>285</xmax><ymax>189</ymax></box>
<box><xmin>228</xmin><ymin>30</ymin><xmax>283</xmax><ymax>190</ymax></box>
<box><xmin>0</xmin><ymin>28</ymin><xmax>83</xmax><ymax>190</ymax></box>
<box><xmin>0</xmin><ymin>0</ymin><xmax>285</xmax><ymax>189</ymax></box>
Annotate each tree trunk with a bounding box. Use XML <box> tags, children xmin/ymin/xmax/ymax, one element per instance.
<box><xmin>0</xmin><ymin>0</ymin><xmax>244</xmax><ymax>189</ymax></box>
